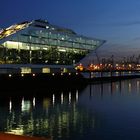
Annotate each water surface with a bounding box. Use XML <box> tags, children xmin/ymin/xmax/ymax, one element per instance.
<box><xmin>1</xmin><ymin>79</ymin><xmax>140</xmax><ymax>140</ymax></box>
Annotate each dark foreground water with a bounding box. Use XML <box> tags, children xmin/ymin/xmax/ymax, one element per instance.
<box><xmin>1</xmin><ymin>79</ymin><xmax>140</xmax><ymax>140</ymax></box>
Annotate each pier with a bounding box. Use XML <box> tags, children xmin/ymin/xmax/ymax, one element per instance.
<box><xmin>0</xmin><ymin>64</ymin><xmax>139</xmax><ymax>88</ymax></box>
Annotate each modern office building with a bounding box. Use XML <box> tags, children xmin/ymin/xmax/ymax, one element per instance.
<box><xmin>0</xmin><ymin>19</ymin><xmax>105</xmax><ymax>65</ymax></box>
<box><xmin>0</xmin><ymin>19</ymin><xmax>106</xmax><ymax>76</ymax></box>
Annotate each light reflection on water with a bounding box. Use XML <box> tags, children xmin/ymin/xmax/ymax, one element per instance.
<box><xmin>1</xmin><ymin>79</ymin><xmax>140</xmax><ymax>139</ymax></box>
<box><xmin>0</xmin><ymin>87</ymin><xmax>96</xmax><ymax>140</ymax></box>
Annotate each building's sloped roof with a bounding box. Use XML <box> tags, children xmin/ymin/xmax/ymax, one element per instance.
<box><xmin>0</xmin><ymin>21</ymin><xmax>31</xmax><ymax>40</ymax></box>
<box><xmin>0</xmin><ymin>19</ymin><xmax>76</xmax><ymax>39</ymax></box>
<box><xmin>33</xmin><ymin>19</ymin><xmax>76</xmax><ymax>35</ymax></box>
<box><xmin>0</xmin><ymin>19</ymin><xmax>106</xmax><ymax>50</ymax></box>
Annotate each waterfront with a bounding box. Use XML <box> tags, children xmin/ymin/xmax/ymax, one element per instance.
<box><xmin>1</xmin><ymin>79</ymin><xmax>140</xmax><ymax>139</ymax></box>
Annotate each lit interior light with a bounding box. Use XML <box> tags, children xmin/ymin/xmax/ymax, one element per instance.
<box><xmin>4</xmin><ymin>41</ymin><xmax>23</xmax><ymax>49</ymax></box>
<box><xmin>6</xmin><ymin>25</ymin><xmax>16</xmax><ymax>30</ymax></box>
<box><xmin>59</xmin><ymin>49</ymin><xmax>66</xmax><ymax>52</ymax></box>
<box><xmin>63</xmin><ymin>68</ymin><xmax>68</xmax><ymax>73</ymax></box>
<box><xmin>5</xmin><ymin>30</ymin><xmax>12</xmax><ymax>36</ymax></box>
<box><xmin>43</xmin><ymin>47</ymin><xmax>48</xmax><ymax>50</ymax></box>
<box><xmin>21</xmin><ymin>67</ymin><xmax>31</xmax><ymax>74</ymax></box>
<box><xmin>74</xmin><ymin>50</ymin><xmax>78</xmax><ymax>53</ymax></box>
<box><xmin>45</xmin><ymin>60</ymin><xmax>48</xmax><ymax>63</ymax></box>
<box><xmin>15</xmin><ymin>24</ymin><xmax>25</xmax><ymax>30</ymax></box>
<box><xmin>42</xmin><ymin>68</ymin><xmax>50</xmax><ymax>73</ymax></box>
<box><xmin>0</xmin><ymin>22</ymin><xmax>29</xmax><ymax>40</ymax></box>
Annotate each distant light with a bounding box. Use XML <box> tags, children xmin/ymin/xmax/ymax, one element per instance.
<box><xmin>32</xmin><ymin>73</ymin><xmax>35</xmax><ymax>77</ymax></box>
<box><xmin>76</xmin><ymin>72</ymin><xmax>78</xmax><ymax>75</ymax></box>
<box><xmin>76</xmin><ymin>90</ymin><xmax>79</xmax><ymax>102</ymax></box>
<box><xmin>9</xmin><ymin>74</ymin><xmax>12</xmax><ymax>77</ymax></box>
<box><xmin>53</xmin><ymin>94</ymin><xmax>55</xmax><ymax>105</ymax></box>
<box><xmin>21</xmin><ymin>97</ymin><xmax>24</xmax><ymax>111</ymax></box>
<box><xmin>46</xmin><ymin>26</ymin><xmax>49</xmax><ymax>29</ymax></box>
<box><xmin>61</xmin><ymin>93</ymin><xmax>63</xmax><ymax>104</ymax></box>
<box><xmin>69</xmin><ymin>92</ymin><xmax>71</xmax><ymax>104</ymax></box>
<box><xmin>129</xmin><ymin>83</ymin><xmax>132</xmax><ymax>92</ymax></box>
<box><xmin>52</xmin><ymin>73</ymin><xmax>55</xmax><ymax>76</ymax></box>
<box><xmin>33</xmin><ymin>97</ymin><xmax>35</xmax><ymax>107</ymax></box>
<box><xmin>21</xmin><ymin>74</ymin><xmax>24</xmax><ymax>77</ymax></box>
<box><xmin>61</xmin><ymin>73</ymin><xmax>63</xmax><ymax>76</ymax></box>
<box><xmin>69</xmin><ymin>73</ymin><xmax>71</xmax><ymax>75</ymax></box>
<box><xmin>9</xmin><ymin>100</ymin><xmax>12</xmax><ymax>112</ymax></box>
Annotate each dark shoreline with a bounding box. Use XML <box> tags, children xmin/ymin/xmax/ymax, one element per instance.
<box><xmin>0</xmin><ymin>73</ymin><xmax>139</xmax><ymax>90</ymax></box>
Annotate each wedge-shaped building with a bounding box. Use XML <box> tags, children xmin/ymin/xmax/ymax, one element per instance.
<box><xmin>0</xmin><ymin>19</ymin><xmax>105</xmax><ymax>66</ymax></box>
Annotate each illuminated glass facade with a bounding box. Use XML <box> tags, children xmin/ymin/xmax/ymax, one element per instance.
<box><xmin>0</xmin><ymin>19</ymin><xmax>105</xmax><ymax>65</ymax></box>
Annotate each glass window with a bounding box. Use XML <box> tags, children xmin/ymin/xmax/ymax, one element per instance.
<box><xmin>42</xmin><ymin>68</ymin><xmax>50</xmax><ymax>73</ymax></box>
<box><xmin>21</xmin><ymin>67</ymin><xmax>31</xmax><ymax>74</ymax></box>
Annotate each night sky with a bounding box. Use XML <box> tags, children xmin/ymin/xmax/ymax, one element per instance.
<box><xmin>1</xmin><ymin>0</ymin><xmax>140</xmax><ymax>60</ymax></box>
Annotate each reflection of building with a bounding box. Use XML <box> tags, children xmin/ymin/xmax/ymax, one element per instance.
<box><xmin>2</xmin><ymin>90</ymin><xmax>96</xmax><ymax>139</ymax></box>
<box><xmin>0</xmin><ymin>19</ymin><xmax>105</xmax><ymax>65</ymax></box>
